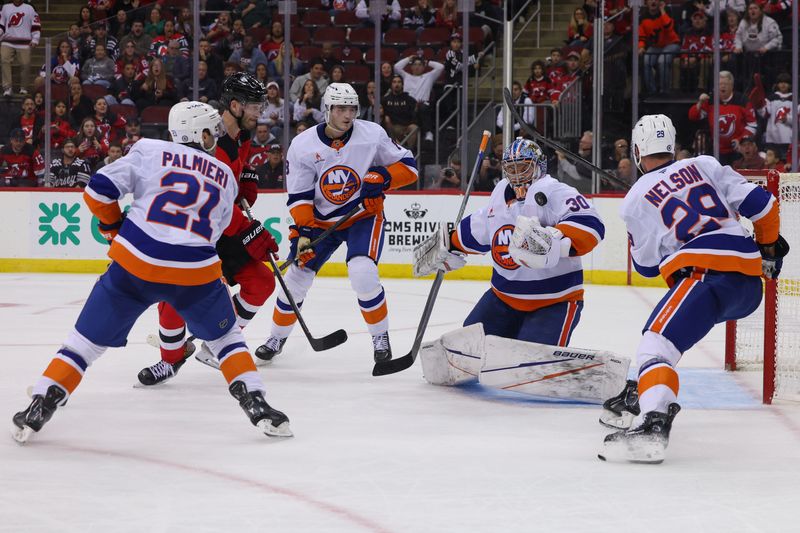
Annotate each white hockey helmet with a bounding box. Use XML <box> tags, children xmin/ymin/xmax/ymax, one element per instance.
<box><xmin>631</xmin><ymin>114</ymin><xmax>676</xmax><ymax>173</ymax></box>
<box><xmin>323</xmin><ymin>82</ymin><xmax>360</xmax><ymax>126</ymax></box>
<box><xmin>168</xmin><ymin>101</ymin><xmax>224</xmax><ymax>152</ymax></box>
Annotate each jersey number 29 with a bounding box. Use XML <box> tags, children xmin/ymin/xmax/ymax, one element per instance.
<box><xmin>660</xmin><ymin>183</ymin><xmax>727</xmax><ymax>243</ymax></box>
<box><xmin>147</xmin><ymin>172</ymin><xmax>221</xmax><ymax>240</ymax></box>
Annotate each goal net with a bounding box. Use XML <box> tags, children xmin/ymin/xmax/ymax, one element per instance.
<box><xmin>725</xmin><ymin>170</ymin><xmax>800</xmax><ymax>404</ymax></box>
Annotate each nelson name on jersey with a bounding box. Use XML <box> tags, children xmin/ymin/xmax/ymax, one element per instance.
<box><xmin>643</xmin><ymin>163</ymin><xmax>705</xmax><ymax>208</ymax></box>
<box><xmin>161</xmin><ymin>151</ymin><xmax>230</xmax><ymax>188</ymax></box>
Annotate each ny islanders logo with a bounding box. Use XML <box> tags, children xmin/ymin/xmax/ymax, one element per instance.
<box><xmin>491</xmin><ymin>225</ymin><xmax>519</xmax><ymax>270</ymax></box>
<box><xmin>319</xmin><ymin>165</ymin><xmax>361</xmax><ymax>205</ymax></box>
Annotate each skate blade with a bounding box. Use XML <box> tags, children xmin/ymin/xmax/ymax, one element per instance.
<box><xmin>598</xmin><ymin>439</ymin><xmax>665</xmax><ymax>464</ymax></box>
<box><xmin>25</xmin><ymin>385</ymin><xmax>33</xmax><ymax>399</ymax></box>
<box><xmin>194</xmin><ymin>349</ymin><xmax>220</xmax><ymax>369</ymax></box>
<box><xmin>132</xmin><ymin>379</ymin><xmax>171</xmax><ymax>389</ymax></box>
<box><xmin>254</xmin><ymin>358</ymin><xmax>273</xmax><ymax>367</ymax></box>
<box><xmin>11</xmin><ymin>424</ymin><xmax>34</xmax><ymax>444</ymax></box>
<box><xmin>256</xmin><ymin>419</ymin><xmax>293</xmax><ymax>438</ymax></box>
<box><xmin>599</xmin><ymin>410</ymin><xmax>635</xmax><ymax>430</ymax></box>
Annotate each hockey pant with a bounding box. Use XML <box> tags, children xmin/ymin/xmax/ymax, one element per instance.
<box><xmin>33</xmin><ymin>262</ymin><xmax>265</xmax><ymax>402</ymax></box>
<box><xmin>158</xmin><ymin>258</ymin><xmax>275</xmax><ymax>364</ymax></box>
<box><xmin>271</xmin><ymin>215</ymin><xmax>388</xmax><ymax>338</ymax></box>
<box><xmin>636</xmin><ymin>270</ymin><xmax>762</xmax><ymax>414</ymax></box>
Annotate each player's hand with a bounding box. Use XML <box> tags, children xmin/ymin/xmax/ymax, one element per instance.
<box><xmin>360</xmin><ymin>168</ymin><xmax>389</xmax><ymax>216</ymax></box>
<box><xmin>97</xmin><ymin>212</ymin><xmax>126</xmax><ymax>244</ymax></box>
<box><xmin>240</xmin><ymin>220</ymin><xmax>278</xmax><ymax>262</ymax></box>
<box><xmin>295</xmin><ymin>226</ymin><xmax>322</xmax><ymax>267</ymax></box>
<box><xmin>236</xmin><ymin>170</ymin><xmax>259</xmax><ymax>205</ymax></box>
<box><xmin>760</xmin><ymin>235</ymin><xmax>790</xmax><ymax>279</ymax></box>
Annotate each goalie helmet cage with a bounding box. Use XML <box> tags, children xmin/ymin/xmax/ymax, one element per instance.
<box><xmin>723</xmin><ymin>170</ymin><xmax>800</xmax><ymax>404</ymax></box>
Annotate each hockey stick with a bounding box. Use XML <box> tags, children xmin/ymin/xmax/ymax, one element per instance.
<box><xmin>502</xmin><ymin>88</ymin><xmax>631</xmax><ymax>191</ymax></box>
<box><xmin>372</xmin><ymin>130</ymin><xmax>492</xmax><ymax>376</ymax></box>
<box><xmin>240</xmin><ymin>199</ymin><xmax>348</xmax><ymax>351</ymax></box>
<box><xmin>277</xmin><ymin>204</ymin><xmax>362</xmax><ymax>272</ymax></box>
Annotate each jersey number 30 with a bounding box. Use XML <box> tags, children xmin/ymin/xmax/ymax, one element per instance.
<box><xmin>660</xmin><ymin>183</ymin><xmax>727</xmax><ymax>243</ymax></box>
<box><xmin>147</xmin><ymin>172</ymin><xmax>221</xmax><ymax>240</ymax></box>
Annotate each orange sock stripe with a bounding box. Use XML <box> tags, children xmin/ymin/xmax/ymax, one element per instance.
<box><xmin>42</xmin><ymin>358</ymin><xmax>83</xmax><ymax>393</ymax></box>
<box><xmin>361</xmin><ymin>301</ymin><xmax>388</xmax><ymax>324</ymax></box>
<box><xmin>273</xmin><ymin>307</ymin><xmax>298</xmax><ymax>326</ymax></box>
<box><xmin>650</xmin><ymin>279</ymin><xmax>695</xmax><ymax>334</ymax></box>
<box><xmin>557</xmin><ymin>302</ymin><xmax>578</xmax><ymax>347</ymax></box>
<box><xmin>219</xmin><ymin>351</ymin><xmax>258</xmax><ymax>384</ymax></box>
<box><xmin>639</xmin><ymin>366</ymin><xmax>680</xmax><ymax>397</ymax></box>
<box><xmin>369</xmin><ymin>215</ymin><xmax>383</xmax><ymax>260</ymax></box>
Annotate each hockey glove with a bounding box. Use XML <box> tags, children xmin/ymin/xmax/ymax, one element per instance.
<box><xmin>360</xmin><ymin>167</ymin><xmax>390</xmax><ymax>216</ymax></box>
<box><xmin>508</xmin><ymin>215</ymin><xmax>571</xmax><ymax>269</ymax></box>
<box><xmin>759</xmin><ymin>234</ymin><xmax>790</xmax><ymax>279</ymax></box>
<box><xmin>412</xmin><ymin>226</ymin><xmax>466</xmax><ymax>277</ymax></box>
<box><xmin>236</xmin><ymin>170</ymin><xmax>260</xmax><ymax>206</ymax></box>
<box><xmin>97</xmin><ymin>212</ymin><xmax>127</xmax><ymax>243</ymax></box>
<box><xmin>294</xmin><ymin>226</ymin><xmax>323</xmax><ymax>268</ymax></box>
<box><xmin>240</xmin><ymin>220</ymin><xmax>279</xmax><ymax>262</ymax></box>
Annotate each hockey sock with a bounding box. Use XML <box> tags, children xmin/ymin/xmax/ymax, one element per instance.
<box><xmin>637</xmin><ymin>359</ymin><xmax>679</xmax><ymax>414</ymax></box>
<box><xmin>34</xmin><ymin>329</ymin><xmax>106</xmax><ymax>400</ymax></box>
<box><xmin>231</xmin><ymin>259</ymin><xmax>275</xmax><ymax>328</ymax></box>
<box><xmin>158</xmin><ymin>302</ymin><xmax>188</xmax><ymax>365</ymax></box>
<box><xmin>270</xmin><ymin>264</ymin><xmax>314</xmax><ymax>338</ymax></box>
<box><xmin>206</xmin><ymin>329</ymin><xmax>265</xmax><ymax>393</ymax></box>
<box><xmin>232</xmin><ymin>293</ymin><xmax>260</xmax><ymax>329</ymax></box>
<box><xmin>348</xmin><ymin>256</ymin><xmax>388</xmax><ymax>336</ymax></box>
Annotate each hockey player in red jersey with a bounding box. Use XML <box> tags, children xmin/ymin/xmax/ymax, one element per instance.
<box><xmin>137</xmin><ymin>72</ymin><xmax>278</xmax><ymax>385</ymax></box>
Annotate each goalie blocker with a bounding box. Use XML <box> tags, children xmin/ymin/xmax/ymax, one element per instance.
<box><xmin>420</xmin><ymin>324</ymin><xmax>630</xmax><ymax>404</ymax></box>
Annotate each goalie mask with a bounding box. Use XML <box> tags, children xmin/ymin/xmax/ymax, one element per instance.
<box><xmin>502</xmin><ymin>138</ymin><xmax>546</xmax><ymax>200</ymax></box>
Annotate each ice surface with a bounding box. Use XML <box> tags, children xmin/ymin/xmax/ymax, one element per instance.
<box><xmin>1</xmin><ymin>274</ymin><xmax>798</xmax><ymax>532</ymax></box>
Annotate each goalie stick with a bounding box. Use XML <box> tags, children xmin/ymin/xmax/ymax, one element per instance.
<box><xmin>502</xmin><ymin>88</ymin><xmax>631</xmax><ymax>191</ymax></box>
<box><xmin>372</xmin><ymin>130</ymin><xmax>492</xmax><ymax>376</ymax></box>
<box><xmin>240</xmin><ymin>199</ymin><xmax>348</xmax><ymax>352</ymax></box>
<box><xmin>276</xmin><ymin>204</ymin><xmax>362</xmax><ymax>273</ymax></box>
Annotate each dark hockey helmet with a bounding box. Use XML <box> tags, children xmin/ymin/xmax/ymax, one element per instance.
<box><xmin>220</xmin><ymin>72</ymin><xmax>267</xmax><ymax>108</ymax></box>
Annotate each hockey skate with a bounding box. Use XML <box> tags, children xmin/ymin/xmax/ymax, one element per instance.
<box><xmin>229</xmin><ymin>381</ymin><xmax>292</xmax><ymax>437</ymax></box>
<box><xmin>599</xmin><ymin>379</ymin><xmax>641</xmax><ymax>429</ymax></box>
<box><xmin>194</xmin><ymin>342</ymin><xmax>220</xmax><ymax>369</ymax></box>
<box><xmin>598</xmin><ymin>403</ymin><xmax>681</xmax><ymax>464</ymax></box>
<box><xmin>11</xmin><ymin>385</ymin><xmax>67</xmax><ymax>444</ymax></box>
<box><xmin>254</xmin><ymin>336</ymin><xmax>286</xmax><ymax>365</ymax></box>
<box><xmin>136</xmin><ymin>341</ymin><xmax>196</xmax><ymax>386</ymax></box>
<box><xmin>372</xmin><ymin>332</ymin><xmax>392</xmax><ymax>363</ymax></box>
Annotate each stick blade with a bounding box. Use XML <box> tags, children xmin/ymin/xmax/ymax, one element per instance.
<box><xmin>309</xmin><ymin>329</ymin><xmax>348</xmax><ymax>352</ymax></box>
<box><xmin>372</xmin><ymin>352</ymin><xmax>416</xmax><ymax>376</ymax></box>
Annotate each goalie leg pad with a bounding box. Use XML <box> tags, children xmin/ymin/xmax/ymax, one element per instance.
<box><xmin>420</xmin><ymin>324</ymin><xmax>485</xmax><ymax>385</ymax></box>
<box><xmin>479</xmin><ymin>335</ymin><xmax>630</xmax><ymax>404</ymax></box>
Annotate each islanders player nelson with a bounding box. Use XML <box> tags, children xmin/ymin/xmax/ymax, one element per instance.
<box><xmin>599</xmin><ymin>114</ymin><xmax>787</xmax><ymax>464</ymax></box>
<box><xmin>256</xmin><ymin>83</ymin><xmax>418</xmax><ymax>364</ymax></box>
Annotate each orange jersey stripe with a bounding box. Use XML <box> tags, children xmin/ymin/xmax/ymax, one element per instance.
<box><xmin>43</xmin><ymin>358</ymin><xmax>83</xmax><ymax>393</ymax></box>
<box><xmin>660</xmin><ymin>253</ymin><xmax>762</xmax><ymax>283</ymax></box>
<box><xmin>555</xmin><ymin>223</ymin><xmax>599</xmax><ymax>256</ymax></box>
<box><xmin>361</xmin><ymin>301</ymin><xmax>388</xmax><ymax>324</ymax></box>
<box><xmin>753</xmin><ymin>201</ymin><xmax>780</xmax><ymax>245</ymax></box>
<box><xmin>108</xmin><ymin>242</ymin><xmax>223</xmax><ymax>286</ymax></box>
<box><xmin>492</xmin><ymin>287</ymin><xmax>584</xmax><ymax>312</ymax></box>
<box><xmin>385</xmin><ymin>161</ymin><xmax>418</xmax><ymax>190</ymax></box>
<box><xmin>450</xmin><ymin>231</ymin><xmax>469</xmax><ymax>254</ymax></box>
<box><xmin>83</xmin><ymin>193</ymin><xmax>122</xmax><ymax>225</ymax></box>
<box><xmin>369</xmin><ymin>215</ymin><xmax>383</xmax><ymax>260</ymax></box>
<box><xmin>273</xmin><ymin>308</ymin><xmax>298</xmax><ymax>327</ymax></box>
<box><xmin>650</xmin><ymin>279</ymin><xmax>695</xmax><ymax>334</ymax></box>
<box><xmin>639</xmin><ymin>366</ymin><xmax>680</xmax><ymax>396</ymax></box>
<box><xmin>219</xmin><ymin>351</ymin><xmax>257</xmax><ymax>384</ymax></box>
<box><xmin>289</xmin><ymin>204</ymin><xmax>315</xmax><ymax>228</ymax></box>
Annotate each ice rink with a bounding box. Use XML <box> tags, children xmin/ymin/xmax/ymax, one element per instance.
<box><xmin>1</xmin><ymin>273</ymin><xmax>799</xmax><ymax>533</ymax></box>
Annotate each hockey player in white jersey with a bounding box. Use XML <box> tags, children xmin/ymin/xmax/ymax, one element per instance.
<box><xmin>11</xmin><ymin>102</ymin><xmax>291</xmax><ymax>443</ymax></box>
<box><xmin>413</xmin><ymin>138</ymin><xmax>625</xmax><ymax>403</ymax></box>
<box><xmin>256</xmin><ymin>82</ymin><xmax>418</xmax><ymax>364</ymax></box>
<box><xmin>599</xmin><ymin>114</ymin><xmax>787</xmax><ymax>464</ymax></box>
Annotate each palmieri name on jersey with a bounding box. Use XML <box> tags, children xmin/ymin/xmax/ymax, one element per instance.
<box><xmin>161</xmin><ymin>151</ymin><xmax>230</xmax><ymax>189</ymax></box>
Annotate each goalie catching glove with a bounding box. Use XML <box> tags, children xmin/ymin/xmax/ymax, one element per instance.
<box><xmin>413</xmin><ymin>226</ymin><xmax>467</xmax><ymax>277</ymax></box>
<box><xmin>508</xmin><ymin>215</ymin><xmax>572</xmax><ymax>269</ymax></box>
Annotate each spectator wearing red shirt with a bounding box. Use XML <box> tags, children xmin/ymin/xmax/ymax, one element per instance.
<box><xmin>44</xmin><ymin>100</ymin><xmax>76</xmax><ymax>150</ymax></box>
<box><xmin>732</xmin><ymin>136</ymin><xmax>766</xmax><ymax>170</ymax></box>
<box><xmin>567</xmin><ymin>7</ymin><xmax>593</xmax><ymax>48</ymax></box>
<box><xmin>435</xmin><ymin>0</ymin><xmax>458</xmax><ymax>33</ymax></box>
<box><xmin>678</xmin><ymin>11</ymin><xmax>713</xmax><ymax>90</ymax></box>
<box><xmin>545</xmin><ymin>48</ymin><xmax>566</xmax><ymax>87</ymax></box>
<box><xmin>688</xmin><ymin>70</ymin><xmax>757</xmax><ymax>165</ymax></box>
<box><xmin>92</xmin><ymin>97</ymin><xmax>126</xmax><ymax>144</ymax></box>
<box><xmin>115</xmin><ymin>41</ymin><xmax>149</xmax><ymax>81</ymax></box>
<box><xmin>0</xmin><ymin>129</ymin><xmax>44</xmax><ymax>187</ymax></box>
<box><xmin>550</xmin><ymin>50</ymin><xmax>581</xmax><ymax>102</ymax></box>
<box><xmin>259</xmin><ymin>20</ymin><xmax>284</xmax><ymax>61</ymax></box>
<box><xmin>74</xmin><ymin>117</ymin><xmax>109</xmax><ymax>170</ymax></box>
<box><xmin>13</xmin><ymin>96</ymin><xmax>43</xmax><ymax>146</ymax></box>
<box><xmin>525</xmin><ymin>60</ymin><xmax>552</xmax><ymax>132</ymax></box>
<box><xmin>638</xmin><ymin>0</ymin><xmax>680</xmax><ymax>94</ymax></box>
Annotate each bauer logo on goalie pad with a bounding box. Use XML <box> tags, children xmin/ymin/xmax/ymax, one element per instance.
<box><xmin>319</xmin><ymin>165</ymin><xmax>361</xmax><ymax>205</ymax></box>
<box><xmin>491</xmin><ymin>225</ymin><xmax>520</xmax><ymax>270</ymax></box>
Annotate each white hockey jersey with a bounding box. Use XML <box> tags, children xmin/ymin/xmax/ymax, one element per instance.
<box><xmin>286</xmin><ymin>121</ymin><xmax>418</xmax><ymax>230</ymax></box>
<box><xmin>620</xmin><ymin>155</ymin><xmax>779</xmax><ymax>284</ymax></box>
<box><xmin>453</xmin><ymin>176</ymin><xmax>605</xmax><ymax>311</ymax></box>
<box><xmin>84</xmin><ymin>138</ymin><xmax>237</xmax><ymax>286</ymax></box>
<box><xmin>757</xmin><ymin>92</ymin><xmax>798</xmax><ymax>145</ymax></box>
<box><xmin>0</xmin><ymin>3</ymin><xmax>40</xmax><ymax>48</ymax></box>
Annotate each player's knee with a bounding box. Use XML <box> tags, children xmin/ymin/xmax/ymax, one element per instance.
<box><xmin>63</xmin><ymin>328</ymin><xmax>107</xmax><ymax>366</ymax></box>
<box><xmin>285</xmin><ymin>263</ymin><xmax>316</xmax><ymax>294</ymax></box>
<box><xmin>204</xmin><ymin>326</ymin><xmax>247</xmax><ymax>357</ymax></box>
<box><xmin>636</xmin><ymin>331</ymin><xmax>681</xmax><ymax>369</ymax></box>
<box><xmin>347</xmin><ymin>255</ymin><xmax>380</xmax><ymax>294</ymax></box>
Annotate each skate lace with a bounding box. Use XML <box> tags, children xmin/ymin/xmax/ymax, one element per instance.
<box><xmin>372</xmin><ymin>333</ymin><xmax>389</xmax><ymax>351</ymax></box>
<box><xmin>150</xmin><ymin>360</ymin><xmax>174</xmax><ymax>380</ymax></box>
<box><xmin>266</xmin><ymin>336</ymin><xmax>284</xmax><ymax>351</ymax></box>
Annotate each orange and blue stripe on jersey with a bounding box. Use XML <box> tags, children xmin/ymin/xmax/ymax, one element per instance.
<box><xmin>84</xmin><ymin>173</ymin><xmax>123</xmax><ymax>225</ymax></box>
<box><xmin>453</xmin><ymin>217</ymin><xmax>490</xmax><ymax>254</ymax></box>
<box><xmin>490</xmin><ymin>270</ymin><xmax>584</xmax><ymax>312</ymax></box>
<box><xmin>555</xmin><ymin>215</ymin><xmax>605</xmax><ymax>256</ymax></box>
<box><xmin>738</xmin><ymin>186</ymin><xmax>779</xmax><ymax>245</ymax></box>
<box><xmin>109</xmin><ymin>221</ymin><xmax>222</xmax><ymax>286</ymax></box>
<box><xmin>658</xmin><ymin>232</ymin><xmax>763</xmax><ymax>282</ymax></box>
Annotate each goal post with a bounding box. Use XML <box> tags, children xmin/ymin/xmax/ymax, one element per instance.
<box><xmin>725</xmin><ymin>170</ymin><xmax>800</xmax><ymax>404</ymax></box>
